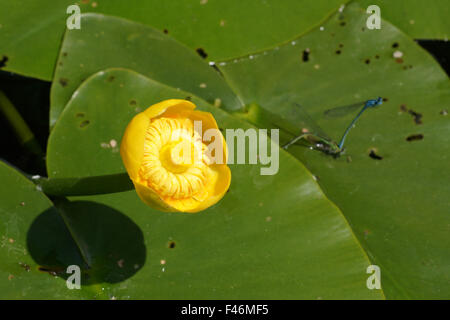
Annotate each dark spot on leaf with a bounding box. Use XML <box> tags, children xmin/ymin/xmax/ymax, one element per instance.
<box><xmin>196</xmin><ymin>48</ymin><xmax>208</xmax><ymax>59</ymax></box>
<box><xmin>335</xmin><ymin>50</ymin><xmax>341</xmax><ymax>55</ymax></box>
<box><xmin>107</xmin><ymin>75</ymin><xmax>115</xmax><ymax>82</ymax></box>
<box><xmin>440</xmin><ymin>109</ymin><xmax>448</xmax><ymax>116</ymax></box>
<box><xmin>339</xmin><ymin>21</ymin><xmax>346</xmax><ymax>26</ymax></box>
<box><xmin>346</xmin><ymin>156</ymin><xmax>352</xmax><ymax>163</ymax></box>
<box><xmin>80</xmin><ymin>120</ymin><xmax>90</xmax><ymax>128</ymax></box>
<box><xmin>375</xmin><ymin>54</ymin><xmax>380</xmax><ymax>59</ymax></box>
<box><xmin>19</xmin><ymin>262</ymin><xmax>31</xmax><ymax>272</ymax></box>
<box><xmin>163</xmin><ymin>29</ymin><xmax>169</xmax><ymax>34</ymax></box>
<box><xmin>400</xmin><ymin>104</ymin><xmax>408</xmax><ymax>112</ymax></box>
<box><xmin>339</xmin><ymin>43</ymin><xmax>344</xmax><ymax>48</ymax></box>
<box><xmin>369</xmin><ymin>149</ymin><xmax>383</xmax><ymax>160</ymax></box>
<box><xmin>361</xmin><ymin>27</ymin><xmax>365</xmax><ymax>32</ymax></box>
<box><xmin>59</xmin><ymin>78</ymin><xmax>69</xmax><ymax>87</ymax></box>
<box><xmin>168</xmin><ymin>241</ymin><xmax>176</xmax><ymax>249</ymax></box>
<box><xmin>392</xmin><ymin>42</ymin><xmax>399</xmax><ymax>48</ymax></box>
<box><xmin>406</xmin><ymin>134</ymin><xmax>424</xmax><ymax>142</ymax></box>
<box><xmin>219</xmin><ymin>127</ymin><xmax>224</xmax><ymax>132</ymax></box>
<box><xmin>302</xmin><ymin>49</ymin><xmax>310</xmax><ymax>62</ymax></box>
<box><xmin>62</xmin><ymin>52</ymin><xmax>68</xmax><ymax>57</ymax></box>
<box><xmin>365</xmin><ymin>58</ymin><xmax>371</xmax><ymax>64</ymax></box>
<box><xmin>185</xmin><ymin>96</ymin><xmax>192</xmax><ymax>101</ymax></box>
<box><xmin>58</xmin><ymin>62</ymin><xmax>63</xmax><ymax>66</ymax></box>
<box><xmin>382</xmin><ymin>98</ymin><xmax>388</xmax><ymax>102</ymax></box>
<box><xmin>129</xmin><ymin>99</ymin><xmax>137</xmax><ymax>106</ymax></box>
<box><xmin>75</xmin><ymin>112</ymin><xmax>85</xmax><ymax>118</ymax></box>
<box><xmin>209</xmin><ymin>63</ymin><xmax>224</xmax><ymax>76</ymax></box>
<box><xmin>0</xmin><ymin>55</ymin><xmax>9</xmax><ymax>68</ymax></box>
<box><xmin>395</xmin><ymin>58</ymin><xmax>404</xmax><ymax>64</ymax></box>
<box><xmin>408</xmin><ymin>109</ymin><xmax>423</xmax><ymax>125</ymax></box>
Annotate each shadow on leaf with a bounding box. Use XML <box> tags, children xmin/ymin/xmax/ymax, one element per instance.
<box><xmin>27</xmin><ymin>200</ymin><xmax>146</xmax><ymax>285</ymax></box>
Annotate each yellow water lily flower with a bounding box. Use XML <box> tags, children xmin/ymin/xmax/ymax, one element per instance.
<box><xmin>120</xmin><ymin>99</ymin><xmax>231</xmax><ymax>213</ymax></box>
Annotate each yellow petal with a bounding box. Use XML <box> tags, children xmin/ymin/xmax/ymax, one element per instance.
<box><xmin>145</xmin><ymin>99</ymin><xmax>196</xmax><ymax>120</ymax></box>
<box><xmin>120</xmin><ymin>112</ymin><xmax>149</xmax><ymax>180</ymax></box>
<box><xmin>132</xmin><ymin>178</ymin><xmax>177</xmax><ymax>212</ymax></box>
<box><xmin>166</xmin><ymin>164</ymin><xmax>231</xmax><ymax>213</ymax></box>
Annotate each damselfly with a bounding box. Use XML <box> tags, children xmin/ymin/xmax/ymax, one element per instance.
<box><xmin>283</xmin><ymin>97</ymin><xmax>383</xmax><ymax>156</ymax></box>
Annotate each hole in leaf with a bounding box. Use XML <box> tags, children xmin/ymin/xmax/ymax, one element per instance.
<box><xmin>19</xmin><ymin>262</ymin><xmax>31</xmax><ymax>272</ymax></box>
<box><xmin>59</xmin><ymin>78</ymin><xmax>69</xmax><ymax>87</ymax></box>
<box><xmin>406</xmin><ymin>134</ymin><xmax>424</xmax><ymax>142</ymax></box>
<box><xmin>369</xmin><ymin>149</ymin><xmax>383</xmax><ymax>160</ymax></box>
<box><xmin>408</xmin><ymin>109</ymin><xmax>423</xmax><ymax>125</ymax></box>
<box><xmin>196</xmin><ymin>48</ymin><xmax>208</xmax><ymax>59</ymax></box>
<box><xmin>302</xmin><ymin>49</ymin><xmax>310</xmax><ymax>62</ymax></box>
<box><xmin>80</xmin><ymin>120</ymin><xmax>90</xmax><ymax>128</ymax></box>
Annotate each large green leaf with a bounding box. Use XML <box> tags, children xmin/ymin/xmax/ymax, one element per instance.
<box><xmin>0</xmin><ymin>0</ymin><xmax>344</xmax><ymax>81</ymax></box>
<box><xmin>49</xmin><ymin>13</ymin><xmax>242</xmax><ymax>128</ymax></box>
<box><xmin>41</xmin><ymin>68</ymin><xmax>382</xmax><ymax>299</ymax></box>
<box><xmin>217</xmin><ymin>2</ymin><xmax>450</xmax><ymax>299</ymax></box>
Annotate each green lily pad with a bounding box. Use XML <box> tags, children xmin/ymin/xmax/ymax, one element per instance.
<box><xmin>217</xmin><ymin>2</ymin><xmax>450</xmax><ymax>299</ymax></box>
<box><xmin>43</xmin><ymin>68</ymin><xmax>383</xmax><ymax>299</ymax></box>
<box><xmin>49</xmin><ymin>13</ymin><xmax>242</xmax><ymax>128</ymax></box>
<box><xmin>0</xmin><ymin>0</ymin><xmax>344</xmax><ymax>81</ymax></box>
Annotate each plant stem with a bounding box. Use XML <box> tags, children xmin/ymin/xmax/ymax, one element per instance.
<box><xmin>0</xmin><ymin>90</ymin><xmax>44</xmax><ymax>158</ymax></box>
<box><xmin>33</xmin><ymin>173</ymin><xmax>134</xmax><ymax>196</ymax></box>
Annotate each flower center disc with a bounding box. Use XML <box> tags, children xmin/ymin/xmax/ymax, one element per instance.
<box><xmin>160</xmin><ymin>140</ymin><xmax>197</xmax><ymax>174</ymax></box>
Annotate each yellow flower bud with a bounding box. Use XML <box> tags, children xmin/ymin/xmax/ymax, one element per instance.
<box><xmin>120</xmin><ymin>99</ymin><xmax>231</xmax><ymax>213</ymax></box>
